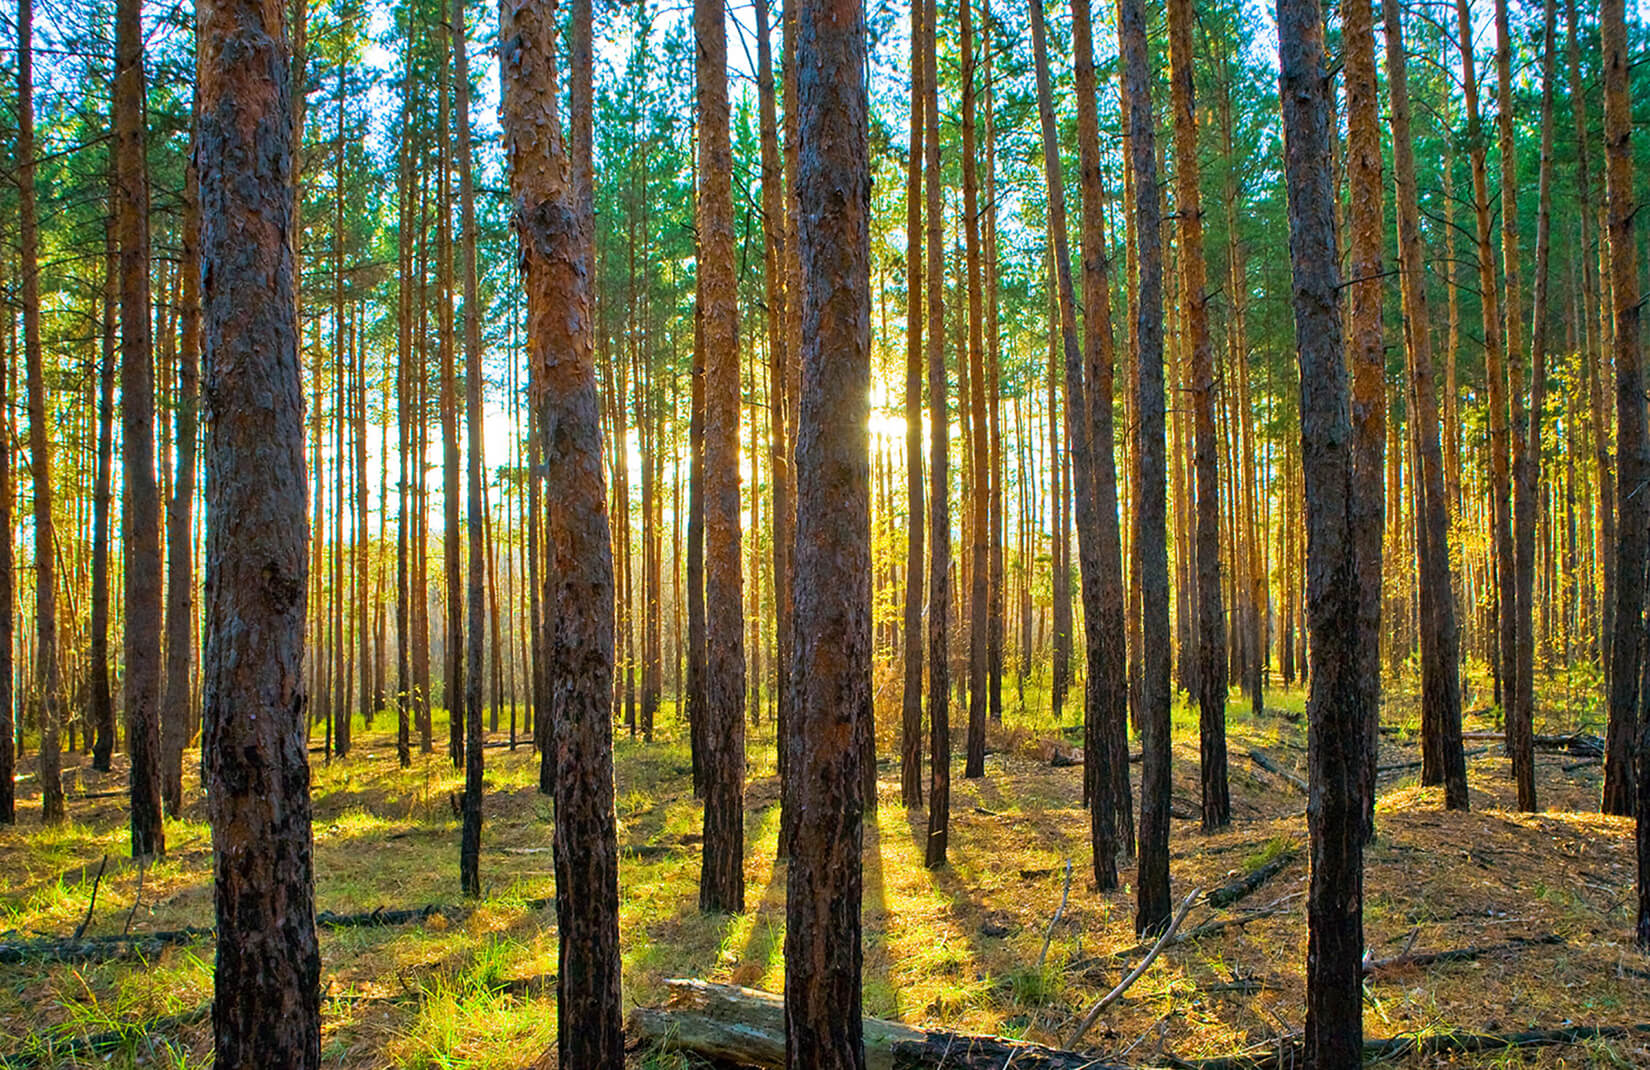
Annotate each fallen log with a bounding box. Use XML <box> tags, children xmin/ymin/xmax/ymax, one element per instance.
<box><xmin>1247</xmin><ymin>750</ymin><xmax>1306</xmax><ymax>794</ymax></box>
<box><xmin>627</xmin><ymin>979</ymin><xmax>1123</xmax><ymax>1069</ymax></box>
<box><xmin>1206</xmin><ymin>850</ymin><xmax>1297</xmax><ymax>909</ymax></box>
<box><xmin>1459</xmin><ymin>730</ymin><xmax>1604</xmax><ymax>758</ymax></box>
<box><xmin>1362</xmin><ymin>933</ymin><xmax>1563</xmax><ymax>978</ymax></box>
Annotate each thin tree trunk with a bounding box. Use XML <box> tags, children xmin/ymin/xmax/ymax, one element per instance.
<box><xmin>1119</xmin><ymin>0</ymin><xmax>1171</xmax><ymax>936</ymax></box>
<box><xmin>922</xmin><ymin>0</ymin><xmax>949</xmax><ymax>869</ymax></box>
<box><xmin>960</xmin><ymin>0</ymin><xmax>988</xmax><ymax>781</ymax></box>
<box><xmin>439</xmin><ymin>22</ymin><xmax>464</xmax><ymax>768</ymax></box>
<box><xmin>899</xmin><ymin>0</ymin><xmax>925</xmax><ymax>810</ymax></box>
<box><xmin>1276</xmin><ymin>0</ymin><xmax>1367</xmax><ymax>1057</ymax></box>
<box><xmin>199</xmin><ymin>0</ymin><xmax>321</xmax><ymax>1053</ymax></box>
<box><xmin>783</xmin><ymin>0</ymin><xmax>871</xmax><ymax>1057</ymax></box>
<box><xmin>696</xmin><ymin>0</ymin><xmax>746</xmax><ymax>912</ymax></box>
<box><xmin>1383</xmin><ymin>0</ymin><xmax>1467</xmax><ymax>812</ymax></box>
<box><xmin>1166</xmin><ymin>0</ymin><xmax>1228</xmax><ymax>832</ymax></box>
<box><xmin>91</xmin><ymin>215</ymin><xmax>117</xmax><ymax>773</ymax></box>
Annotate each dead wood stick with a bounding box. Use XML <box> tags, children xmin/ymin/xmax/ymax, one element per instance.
<box><xmin>1036</xmin><ymin>860</ymin><xmax>1073</xmax><ymax>971</ymax></box>
<box><xmin>1247</xmin><ymin>750</ymin><xmax>1307</xmax><ymax>794</ymax></box>
<box><xmin>122</xmin><ymin>856</ymin><xmax>145</xmax><ymax>936</ymax></box>
<box><xmin>1207</xmin><ymin>850</ymin><xmax>1297</xmax><ymax>909</ymax></box>
<box><xmin>72</xmin><ymin>855</ymin><xmax>108</xmax><ymax>940</ymax></box>
<box><xmin>1361</xmin><ymin>933</ymin><xmax>1563</xmax><ymax>977</ymax></box>
<box><xmin>1066</xmin><ymin>885</ymin><xmax>1202</xmax><ymax>1049</ymax></box>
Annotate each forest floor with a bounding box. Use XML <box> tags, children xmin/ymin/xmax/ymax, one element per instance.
<box><xmin>1</xmin><ymin>670</ymin><xmax>1646</xmax><ymax>1068</ymax></box>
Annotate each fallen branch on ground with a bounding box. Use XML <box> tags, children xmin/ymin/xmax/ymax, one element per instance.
<box><xmin>1163</xmin><ymin>1023</ymin><xmax>1650</xmax><ymax>1070</ymax></box>
<box><xmin>1247</xmin><ymin>750</ymin><xmax>1307</xmax><ymax>794</ymax></box>
<box><xmin>1066</xmin><ymin>886</ymin><xmax>1203</xmax><ymax>1049</ymax></box>
<box><xmin>1207</xmin><ymin>850</ymin><xmax>1297</xmax><ymax>909</ymax></box>
<box><xmin>627</xmin><ymin>978</ymin><xmax>1122</xmax><ymax>1068</ymax></box>
<box><xmin>1065</xmin><ymin>894</ymin><xmax>1300</xmax><ymax>979</ymax></box>
<box><xmin>1362</xmin><ymin>933</ymin><xmax>1563</xmax><ymax>977</ymax></box>
<box><xmin>1376</xmin><ymin>747</ymin><xmax>1491</xmax><ymax>776</ymax></box>
<box><xmin>1459</xmin><ymin>730</ymin><xmax>1605</xmax><ymax>758</ymax></box>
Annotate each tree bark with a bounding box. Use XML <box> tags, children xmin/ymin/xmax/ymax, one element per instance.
<box><xmin>1118</xmin><ymin>0</ymin><xmax>1171</xmax><ymax>935</ymax></box>
<box><xmin>1382</xmin><ymin>0</ymin><xmax>1467</xmax><ymax>813</ymax></box>
<box><xmin>502</xmin><ymin>0</ymin><xmax>625</xmax><ymax>1058</ymax></box>
<box><xmin>454</xmin><ymin>0</ymin><xmax>486</xmax><ymax>899</ymax></box>
<box><xmin>1166</xmin><ymin>0</ymin><xmax>1229</xmax><ymax>833</ymax></box>
<box><xmin>1343</xmin><ymin>0</ymin><xmax>1386</xmax><ymax>836</ymax></box>
<box><xmin>960</xmin><ymin>0</ymin><xmax>988</xmax><ymax>783</ymax></box>
<box><xmin>1276</xmin><ymin>0</ymin><xmax>1368</xmax><ymax>1058</ymax></box>
<box><xmin>198</xmin><ymin>0</ymin><xmax>321</xmax><ymax>1054</ymax></box>
<box><xmin>19</xmin><ymin>0</ymin><xmax>63</xmax><ymax>825</ymax></box>
<box><xmin>696</xmin><ymin>0</ymin><xmax>747</xmax><ymax>912</ymax></box>
<box><xmin>900</xmin><ymin>0</ymin><xmax>925</xmax><ymax>811</ymax></box>
<box><xmin>784</xmin><ymin>0</ymin><xmax>871</xmax><ymax>1059</ymax></box>
<box><xmin>91</xmin><ymin>214</ymin><xmax>117</xmax><ymax>774</ymax></box>
<box><xmin>922</xmin><ymin>0</ymin><xmax>948</xmax><ymax>869</ymax></box>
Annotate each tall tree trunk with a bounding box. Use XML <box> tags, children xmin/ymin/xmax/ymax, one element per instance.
<box><xmin>1601</xmin><ymin>0</ymin><xmax>1641</xmax><ymax>818</ymax></box>
<box><xmin>696</xmin><ymin>0</ymin><xmax>746</xmax><ymax>912</ymax></box>
<box><xmin>1166</xmin><ymin>0</ymin><xmax>1228</xmax><ymax>832</ymax></box>
<box><xmin>1454</xmin><ymin>0</ymin><xmax>1513</xmax><ymax>798</ymax></box>
<box><xmin>1119</xmin><ymin>0</ymin><xmax>1171</xmax><ymax>935</ymax></box>
<box><xmin>501</xmin><ymin>0</ymin><xmax>623</xmax><ymax>1054</ymax></box>
<box><xmin>91</xmin><ymin>215</ymin><xmax>117</xmax><ymax>773</ymax></box>
<box><xmin>960</xmin><ymin>0</ymin><xmax>988</xmax><ymax>782</ymax></box>
<box><xmin>162</xmin><ymin>83</ymin><xmax>203</xmax><ymax>816</ymax></box>
<box><xmin>1496</xmin><ymin>0</ymin><xmax>1534</xmax><ymax>811</ymax></box>
<box><xmin>439</xmin><ymin>23</ymin><xmax>464</xmax><ymax>769</ymax></box>
<box><xmin>199</xmin><ymin>0</ymin><xmax>321</xmax><ymax>1054</ymax></box>
<box><xmin>455</xmin><ymin>0</ymin><xmax>486</xmax><ymax>898</ymax></box>
<box><xmin>1383</xmin><ymin>0</ymin><xmax>1467</xmax><ymax>813</ymax></box>
<box><xmin>922</xmin><ymin>0</ymin><xmax>949</xmax><ymax>870</ymax></box>
<box><xmin>1569</xmin><ymin>0</ymin><xmax>1613</xmax><ymax>682</ymax></box>
<box><xmin>1594</xmin><ymin>0</ymin><xmax>1649</xmax><ymax>946</ymax></box>
<box><xmin>1276</xmin><ymin>0</ymin><xmax>1367</xmax><ymax>1057</ymax></box>
<box><xmin>784</xmin><ymin>0</ymin><xmax>871</xmax><ymax>1058</ymax></box>
<box><xmin>899</xmin><ymin>0</ymin><xmax>925</xmax><ymax>810</ymax></box>
<box><xmin>1343</xmin><ymin>0</ymin><xmax>1386</xmax><ymax>836</ymax></box>
<box><xmin>1513</xmin><ymin>0</ymin><xmax>1558</xmax><ymax>815</ymax></box>
<box><xmin>20</xmin><ymin>0</ymin><xmax>63</xmax><ymax>824</ymax></box>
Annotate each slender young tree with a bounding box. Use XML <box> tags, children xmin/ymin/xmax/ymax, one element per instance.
<box><xmin>91</xmin><ymin>217</ymin><xmax>117</xmax><ymax>773</ymax></box>
<box><xmin>455</xmin><ymin>0</ymin><xmax>486</xmax><ymax>899</ymax></box>
<box><xmin>900</xmin><ymin>0</ymin><xmax>925</xmax><ymax>810</ymax></box>
<box><xmin>199</xmin><ymin>0</ymin><xmax>321</xmax><ymax>1055</ymax></box>
<box><xmin>502</xmin><ymin>0</ymin><xmax>624</xmax><ymax>1056</ymax></box>
<box><xmin>163</xmin><ymin>83</ymin><xmax>204</xmax><ymax>816</ymax></box>
<box><xmin>1383</xmin><ymin>0</ymin><xmax>1467</xmax><ymax>812</ymax></box>
<box><xmin>784</xmin><ymin>0</ymin><xmax>871</xmax><ymax>1058</ymax></box>
<box><xmin>19</xmin><ymin>0</ymin><xmax>64</xmax><ymax>824</ymax></box>
<box><xmin>696</xmin><ymin>0</ymin><xmax>747</xmax><ymax>911</ymax></box>
<box><xmin>960</xmin><ymin>0</ymin><xmax>988</xmax><ymax>781</ymax></box>
<box><xmin>1119</xmin><ymin>0</ymin><xmax>1172</xmax><ymax>935</ymax></box>
<box><xmin>0</xmin><ymin>239</ymin><xmax>12</xmax><ymax>824</ymax></box>
<box><xmin>1166</xmin><ymin>0</ymin><xmax>1228</xmax><ymax>831</ymax></box>
<box><xmin>1514</xmin><ymin>0</ymin><xmax>1558</xmax><ymax>815</ymax></box>
<box><xmin>1277</xmin><ymin>0</ymin><xmax>1368</xmax><ymax>1056</ymax></box>
<box><xmin>1070</xmin><ymin>0</ymin><xmax>1129</xmax><ymax>884</ymax></box>
<box><xmin>1343</xmin><ymin>0</ymin><xmax>1386</xmax><ymax>834</ymax></box>
<box><xmin>922</xmin><ymin>0</ymin><xmax>949</xmax><ymax>870</ymax></box>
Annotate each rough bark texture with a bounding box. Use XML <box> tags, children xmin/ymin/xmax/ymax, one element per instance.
<box><xmin>198</xmin><ymin>0</ymin><xmax>322</xmax><ymax>1055</ymax></box>
<box><xmin>19</xmin><ymin>0</ymin><xmax>63</xmax><ymax>825</ymax></box>
<box><xmin>163</xmin><ymin>87</ymin><xmax>203</xmax><ymax>816</ymax></box>
<box><xmin>0</xmin><ymin>221</ymin><xmax>12</xmax><ymax>822</ymax></box>
<box><xmin>439</xmin><ymin>24</ymin><xmax>464</xmax><ymax>769</ymax></box>
<box><xmin>1496</xmin><ymin>0</ymin><xmax>1534</xmax><ymax>814</ymax></box>
<box><xmin>92</xmin><ymin>219</ymin><xmax>117</xmax><ymax>774</ymax></box>
<box><xmin>1343</xmin><ymin>0</ymin><xmax>1387</xmax><ymax>835</ymax></box>
<box><xmin>1069</xmin><ymin>0</ymin><xmax>1128</xmax><ymax>886</ymax></box>
<box><xmin>455</xmin><ymin>0</ymin><xmax>486</xmax><ymax>900</ymax></box>
<box><xmin>1454</xmin><ymin>0</ymin><xmax>1513</xmax><ymax>802</ymax></box>
<box><xmin>921</xmin><ymin>0</ymin><xmax>948</xmax><ymax>870</ymax></box>
<box><xmin>1601</xmin><ymin>0</ymin><xmax>1642</xmax><ymax>822</ymax></box>
<box><xmin>502</xmin><ymin>0</ymin><xmax>625</xmax><ymax>1056</ymax></box>
<box><xmin>696</xmin><ymin>0</ymin><xmax>746</xmax><ymax>912</ymax></box>
<box><xmin>1515</xmin><ymin>0</ymin><xmax>1557</xmax><ymax>816</ymax></box>
<box><xmin>1119</xmin><ymin>0</ymin><xmax>1171</xmax><ymax>936</ymax></box>
<box><xmin>1276</xmin><ymin>0</ymin><xmax>1366</xmax><ymax>1059</ymax></box>
<box><xmin>959</xmin><ymin>0</ymin><xmax>988</xmax><ymax>783</ymax></box>
<box><xmin>899</xmin><ymin>0</ymin><xmax>925</xmax><ymax>812</ymax></box>
<box><xmin>1029</xmin><ymin>0</ymin><xmax>1114</xmax><ymax>890</ymax></box>
<box><xmin>783</xmin><ymin>0</ymin><xmax>871</xmax><ymax>1060</ymax></box>
<box><xmin>1383</xmin><ymin>0</ymin><xmax>1467</xmax><ymax>815</ymax></box>
<box><xmin>1166</xmin><ymin>0</ymin><xmax>1229</xmax><ymax>833</ymax></box>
